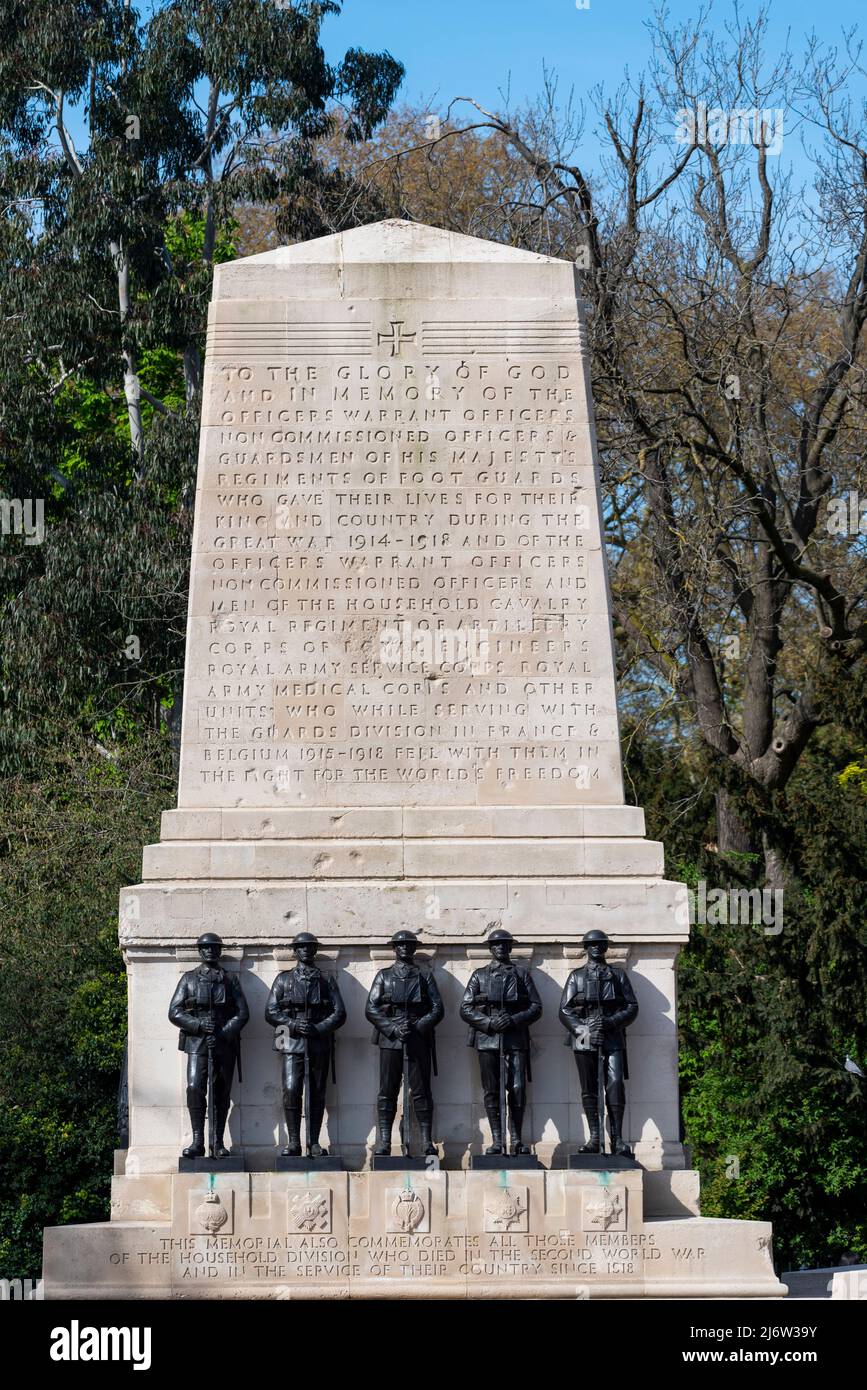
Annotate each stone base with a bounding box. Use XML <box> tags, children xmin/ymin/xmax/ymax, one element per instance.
<box><xmin>178</xmin><ymin>1156</ymin><xmax>246</xmax><ymax>1173</ymax></box>
<box><xmin>470</xmin><ymin>1154</ymin><xmax>544</xmax><ymax>1170</ymax></box>
<box><xmin>275</xmin><ymin>1155</ymin><xmax>345</xmax><ymax>1172</ymax></box>
<box><xmin>568</xmin><ymin>1153</ymin><xmax>641</xmax><ymax>1171</ymax></box>
<box><xmin>370</xmin><ymin>1155</ymin><xmax>440</xmax><ymax>1171</ymax></box>
<box><xmin>44</xmin><ymin>1169</ymin><xmax>786</xmax><ymax>1300</ymax></box>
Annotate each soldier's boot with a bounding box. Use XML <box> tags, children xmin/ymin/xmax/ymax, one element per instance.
<box><xmin>182</xmin><ymin>1100</ymin><xmax>206</xmax><ymax>1159</ymax></box>
<box><xmin>212</xmin><ymin>1097</ymin><xmax>231</xmax><ymax>1159</ymax></box>
<box><xmin>509</xmin><ymin>1104</ymin><xmax>530</xmax><ymax>1155</ymax></box>
<box><xmin>609</xmin><ymin>1105</ymin><xmax>633</xmax><ymax>1158</ymax></box>
<box><xmin>484</xmin><ymin>1107</ymin><xmax>504</xmax><ymax>1155</ymax></box>
<box><xmin>374</xmin><ymin>1103</ymin><xmax>395</xmax><ymax>1156</ymax></box>
<box><xmin>579</xmin><ymin>1100</ymin><xmax>601</xmax><ymax>1152</ymax></box>
<box><xmin>416</xmin><ymin>1103</ymin><xmax>437</xmax><ymax>1157</ymax></box>
<box><xmin>281</xmin><ymin>1107</ymin><xmax>302</xmax><ymax>1157</ymax></box>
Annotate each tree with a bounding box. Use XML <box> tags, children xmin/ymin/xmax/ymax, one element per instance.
<box><xmin>308</xmin><ymin>9</ymin><xmax>867</xmax><ymax>884</ymax></box>
<box><xmin>0</xmin><ymin>1</ymin><xmax>403</xmax><ymax>771</ymax></box>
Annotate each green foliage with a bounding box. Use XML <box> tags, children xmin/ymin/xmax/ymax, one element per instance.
<box><xmin>630</xmin><ymin>724</ymin><xmax>867</xmax><ymax>1270</ymax></box>
<box><xmin>0</xmin><ymin>735</ymin><xmax>172</xmax><ymax>1278</ymax></box>
<box><xmin>838</xmin><ymin>760</ymin><xmax>867</xmax><ymax>796</ymax></box>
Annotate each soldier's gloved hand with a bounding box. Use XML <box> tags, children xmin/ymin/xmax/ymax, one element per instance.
<box><xmin>492</xmin><ymin>1011</ymin><xmax>510</xmax><ymax>1032</ymax></box>
<box><xmin>414</xmin><ymin>1017</ymin><xmax>432</xmax><ymax>1035</ymax></box>
<box><xmin>394</xmin><ymin>1020</ymin><xmax>413</xmax><ymax>1041</ymax></box>
<box><xmin>589</xmin><ymin>1026</ymin><xmax>604</xmax><ymax>1047</ymax></box>
<box><xmin>200</xmin><ymin>1019</ymin><xmax>216</xmax><ymax>1035</ymax></box>
<box><xmin>295</xmin><ymin>1020</ymin><xmax>315</xmax><ymax>1037</ymax></box>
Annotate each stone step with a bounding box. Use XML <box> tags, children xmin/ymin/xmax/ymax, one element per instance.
<box><xmin>160</xmin><ymin>805</ymin><xmax>646</xmax><ymax>841</ymax></box>
<box><xmin>141</xmin><ymin>836</ymin><xmax>665</xmax><ymax>880</ymax></box>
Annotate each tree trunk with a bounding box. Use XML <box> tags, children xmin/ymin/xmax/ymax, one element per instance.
<box><xmin>183</xmin><ymin>342</ymin><xmax>202</xmax><ymax>408</ymax></box>
<box><xmin>762</xmin><ymin>833</ymin><xmax>789</xmax><ymax>893</ymax></box>
<box><xmin>715</xmin><ymin>786</ymin><xmax>753</xmax><ymax>856</ymax></box>
<box><xmin>110</xmin><ymin>239</ymin><xmax>144</xmax><ymax>462</ymax></box>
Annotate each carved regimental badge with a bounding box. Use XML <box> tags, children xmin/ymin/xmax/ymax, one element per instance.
<box><xmin>581</xmin><ymin>1186</ymin><xmax>627</xmax><ymax>1233</ymax></box>
<box><xmin>188</xmin><ymin>1186</ymin><xmax>235</xmax><ymax>1235</ymax></box>
<box><xmin>289</xmin><ymin>1189</ymin><xmax>332</xmax><ymax>1234</ymax></box>
<box><xmin>194</xmin><ymin>1190</ymin><xmax>229</xmax><ymax>1235</ymax></box>
<box><xmin>484</xmin><ymin>1185</ymin><xmax>529</xmax><ymax>1232</ymax></box>
<box><xmin>387</xmin><ymin>1186</ymin><xmax>427</xmax><ymax>1233</ymax></box>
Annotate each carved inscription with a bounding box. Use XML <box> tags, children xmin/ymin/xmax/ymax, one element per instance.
<box><xmin>180</xmin><ymin>307</ymin><xmax>622</xmax><ymax>806</ymax></box>
<box><xmin>113</xmin><ymin>1231</ymin><xmax>707</xmax><ymax>1286</ymax></box>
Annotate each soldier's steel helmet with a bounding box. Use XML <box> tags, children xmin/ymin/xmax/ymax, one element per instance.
<box><xmin>390</xmin><ymin>930</ymin><xmax>419</xmax><ymax>945</ymax></box>
<box><xmin>196</xmin><ymin>932</ymin><xmax>223</xmax><ymax>948</ymax></box>
<box><xmin>292</xmin><ymin>932</ymin><xmax>319</xmax><ymax>947</ymax></box>
<box><xmin>487</xmin><ymin>928</ymin><xmax>515</xmax><ymax>944</ymax></box>
<box><xmin>582</xmin><ymin>929</ymin><xmax>610</xmax><ymax>947</ymax></box>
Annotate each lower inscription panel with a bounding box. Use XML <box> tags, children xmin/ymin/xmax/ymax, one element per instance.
<box><xmin>44</xmin><ymin>1169</ymin><xmax>786</xmax><ymax>1299</ymax></box>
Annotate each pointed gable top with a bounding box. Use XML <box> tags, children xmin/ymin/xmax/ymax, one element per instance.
<box><xmin>232</xmin><ymin>219</ymin><xmax>568</xmax><ymax>267</ymax></box>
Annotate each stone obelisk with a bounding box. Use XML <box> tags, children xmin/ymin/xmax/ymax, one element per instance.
<box><xmin>138</xmin><ymin>218</ymin><xmax>681</xmax><ymax>1170</ymax></box>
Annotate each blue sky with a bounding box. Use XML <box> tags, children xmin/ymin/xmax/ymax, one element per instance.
<box><xmin>323</xmin><ymin>0</ymin><xmax>858</xmax><ymax>113</ymax></box>
<box><xmin>57</xmin><ymin>0</ymin><xmax>865</xmax><ymax>194</ymax></box>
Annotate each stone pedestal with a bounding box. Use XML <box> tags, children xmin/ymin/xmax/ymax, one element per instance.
<box><xmin>44</xmin><ymin>1168</ymin><xmax>786</xmax><ymax>1300</ymax></box>
<box><xmin>43</xmin><ymin>221</ymin><xmax>779</xmax><ymax>1298</ymax></box>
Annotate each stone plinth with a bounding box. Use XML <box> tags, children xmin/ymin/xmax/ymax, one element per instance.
<box><xmin>43</xmin><ymin>1168</ymin><xmax>786</xmax><ymax>1300</ymax></box>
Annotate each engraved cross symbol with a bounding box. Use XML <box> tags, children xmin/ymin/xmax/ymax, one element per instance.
<box><xmin>377</xmin><ymin>320</ymin><xmax>416</xmax><ymax>356</ymax></box>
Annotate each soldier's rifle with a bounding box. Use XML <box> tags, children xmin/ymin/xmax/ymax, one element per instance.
<box><xmin>595</xmin><ymin>971</ymin><xmax>605</xmax><ymax>1156</ymax></box>
<box><xmin>401</xmin><ymin>983</ymin><xmax>412</xmax><ymax>1159</ymax></box>
<box><xmin>205</xmin><ymin>977</ymin><xmax>216</xmax><ymax>1160</ymax></box>
<box><xmin>496</xmin><ymin>974</ymin><xmax>508</xmax><ymax>1155</ymax></box>
<box><xmin>303</xmin><ymin>979</ymin><xmax>312</xmax><ymax>1158</ymax></box>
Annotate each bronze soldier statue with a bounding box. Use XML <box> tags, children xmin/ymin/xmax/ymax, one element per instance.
<box><xmin>265</xmin><ymin>932</ymin><xmax>346</xmax><ymax>1158</ymax></box>
<box><xmin>168</xmin><ymin>932</ymin><xmax>249</xmax><ymax>1159</ymax></box>
<box><xmin>460</xmin><ymin>928</ymin><xmax>542</xmax><ymax>1154</ymax></box>
<box><xmin>366</xmin><ymin>930</ymin><xmax>444</xmax><ymax>1157</ymax></box>
<box><xmin>559</xmin><ymin>929</ymin><xmax>638</xmax><ymax>1156</ymax></box>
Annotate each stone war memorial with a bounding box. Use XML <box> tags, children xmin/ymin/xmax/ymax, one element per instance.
<box><xmin>43</xmin><ymin>219</ymin><xmax>786</xmax><ymax>1299</ymax></box>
